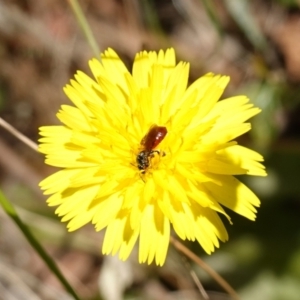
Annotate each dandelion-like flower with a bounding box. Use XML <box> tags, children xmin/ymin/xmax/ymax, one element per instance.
<box><xmin>39</xmin><ymin>48</ymin><xmax>267</xmax><ymax>266</ymax></box>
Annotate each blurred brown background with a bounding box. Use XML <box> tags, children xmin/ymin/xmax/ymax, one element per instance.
<box><xmin>1</xmin><ymin>0</ymin><xmax>300</xmax><ymax>299</ymax></box>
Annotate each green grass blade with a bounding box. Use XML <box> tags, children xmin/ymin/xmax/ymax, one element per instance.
<box><xmin>200</xmin><ymin>0</ymin><xmax>224</xmax><ymax>37</ymax></box>
<box><xmin>0</xmin><ymin>190</ymin><xmax>82</xmax><ymax>300</ymax></box>
<box><xmin>68</xmin><ymin>0</ymin><xmax>100</xmax><ymax>59</ymax></box>
<box><xmin>224</xmin><ymin>0</ymin><xmax>267</xmax><ymax>51</ymax></box>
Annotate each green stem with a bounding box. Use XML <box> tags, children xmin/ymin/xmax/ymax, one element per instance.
<box><xmin>68</xmin><ymin>0</ymin><xmax>100</xmax><ymax>59</ymax></box>
<box><xmin>0</xmin><ymin>190</ymin><xmax>82</xmax><ymax>300</ymax></box>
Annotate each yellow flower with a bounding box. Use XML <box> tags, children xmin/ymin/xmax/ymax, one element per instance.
<box><xmin>39</xmin><ymin>48</ymin><xmax>267</xmax><ymax>266</ymax></box>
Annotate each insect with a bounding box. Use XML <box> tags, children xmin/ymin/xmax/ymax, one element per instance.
<box><xmin>136</xmin><ymin>125</ymin><xmax>167</xmax><ymax>173</ymax></box>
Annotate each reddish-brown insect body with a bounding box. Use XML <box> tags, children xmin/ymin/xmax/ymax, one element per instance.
<box><xmin>137</xmin><ymin>125</ymin><xmax>167</xmax><ymax>173</ymax></box>
<box><xmin>141</xmin><ymin>125</ymin><xmax>167</xmax><ymax>151</ymax></box>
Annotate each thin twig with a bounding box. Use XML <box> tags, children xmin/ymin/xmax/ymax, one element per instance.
<box><xmin>170</xmin><ymin>236</ymin><xmax>240</xmax><ymax>300</ymax></box>
<box><xmin>181</xmin><ymin>256</ymin><xmax>209</xmax><ymax>299</ymax></box>
<box><xmin>0</xmin><ymin>117</ymin><xmax>38</xmax><ymax>152</ymax></box>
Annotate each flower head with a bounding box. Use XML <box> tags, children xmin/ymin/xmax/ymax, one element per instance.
<box><xmin>39</xmin><ymin>48</ymin><xmax>267</xmax><ymax>266</ymax></box>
